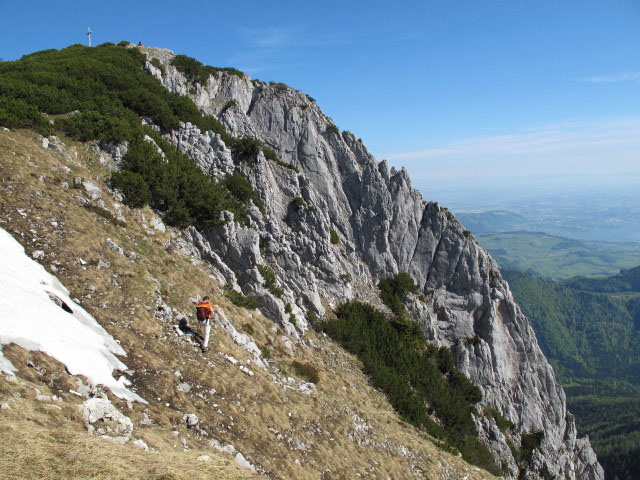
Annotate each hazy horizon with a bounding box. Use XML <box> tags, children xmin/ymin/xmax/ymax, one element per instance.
<box><xmin>2</xmin><ymin>1</ymin><xmax>639</xmax><ymax>196</ymax></box>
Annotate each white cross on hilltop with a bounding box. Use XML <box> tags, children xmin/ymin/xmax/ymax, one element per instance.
<box><xmin>87</xmin><ymin>27</ymin><xmax>92</xmax><ymax>47</ymax></box>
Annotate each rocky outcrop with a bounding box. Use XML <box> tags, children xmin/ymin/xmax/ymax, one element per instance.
<box><xmin>135</xmin><ymin>46</ymin><xmax>604</xmax><ymax>479</ymax></box>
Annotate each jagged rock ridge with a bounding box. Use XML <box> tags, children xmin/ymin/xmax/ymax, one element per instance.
<box><xmin>137</xmin><ymin>46</ymin><xmax>603</xmax><ymax>479</ymax></box>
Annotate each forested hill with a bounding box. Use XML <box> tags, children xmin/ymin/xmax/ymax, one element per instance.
<box><xmin>503</xmin><ymin>269</ymin><xmax>640</xmax><ymax>480</ymax></box>
<box><xmin>563</xmin><ymin>265</ymin><xmax>640</xmax><ymax>293</ymax></box>
<box><xmin>503</xmin><ymin>269</ymin><xmax>640</xmax><ymax>383</ymax></box>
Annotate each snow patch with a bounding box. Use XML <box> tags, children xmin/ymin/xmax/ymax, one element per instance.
<box><xmin>0</xmin><ymin>228</ymin><xmax>145</xmax><ymax>403</ymax></box>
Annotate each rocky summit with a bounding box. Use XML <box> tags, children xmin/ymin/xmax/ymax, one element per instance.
<box><xmin>0</xmin><ymin>43</ymin><xmax>603</xmax><ymax>479</ymax></box>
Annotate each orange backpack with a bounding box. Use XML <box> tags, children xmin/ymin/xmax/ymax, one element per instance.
<box><xmin>196</xmin><ymin>300</ymin><xmax>212</xmax><ymax>322</ymax></box>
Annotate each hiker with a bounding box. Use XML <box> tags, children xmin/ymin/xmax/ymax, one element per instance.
<box><xmin>196</xmin><ymin>296</ymin><xmax>220</xmax><ymax>352</ymax></box>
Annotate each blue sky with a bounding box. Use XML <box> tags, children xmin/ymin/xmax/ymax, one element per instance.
<box><xmin>2</xmin><ymin>0</ymin><xmax>639</xmax><ymax>197</ymax></box>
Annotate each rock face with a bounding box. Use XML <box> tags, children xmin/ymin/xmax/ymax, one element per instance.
<box><xmin>136</xmin><ymin>46</ymin><xmax>603</xmax><ymax>479</ymax></box>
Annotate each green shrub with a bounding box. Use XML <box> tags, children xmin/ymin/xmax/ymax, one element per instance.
<box><xmin>306</xmin><ymin>309</ymin><xmax>318</xmax><ymax>324</ymax></box>
<box><xmin>0</xmin><ymin>97</ymin><xmax>51</xmax><ymax>134</ymax></box>
<box><xmin>262</xmin><ymin>145</ymin><xmax>278</xmax><ymax>162</ymax></box>
<box><xmin>0</xmin><ymin>45</ymin><xmax>265</xmax><ymax>231</ymax></box>
<box><xmin>326</xmin><ymin>123</ymin><xmax>339</xmax><ymax>135</ymax></box>
<box><xmin>305</xmin><ymin>94</ymin><xmax>315</xmax><ymax>103</ymax></box>
<box><xmin>110</xmin><ymin>170</ymin><xmax>151</xmax><ymax>208</ymax></box>
<box><xmin>321</xmin><ymin>301</ymin><xmax>498</xmax><ymax>475</ymax></box>
<box><xmin>231</xmin><ymin>136</ymin><xmax>298</xmax><ymax>172</ymax></box>
<box><xmin>339</xmin><ymin>273</ymin><xmax>351</xmax><ymax>283</ymax></box>
<box><xmin>483</xmin><ymin>407</ymin><xmax>515</xmax><ymax>433</ymax></box>
<box><xmin>241</xmin><ymin>323</ymin><xmax>255</xmax><ymax>335</ymax></box>
<box><xmin>378</xmin><ymin>272</ymin><xmax>418</xmax><ymax>319</ymax></box>
<box><xmin>118</xmin><ymin>131</ymin><xmax>252</xmax><ymax>229</ymax></box>
<box><xmin>269</xmin><ymin>81</ymin><xmax>289</xmax><ymax>92</ymax></box>
<box><xmin>84</xmin><ymin>204</ymin><xmax>126</xmax><ymax>227</ymax></box>
<box><xmin>290</xmin><ymin>197</ymin><xmax>307</xmax><ymax>210</ymax></box>
<box><xmin>284</xmin><ymin>303</ymin><xmax>292</xmax><ymax>314</ymax></box>
<box><xmin>0</xmin><ymin>43</ymin><xmax>230</xmax><ymax>143</ymax></box>
<box><xmin>223</xmin><ymin>173</ymin><xmax>264</xmax><ymax>213</ymax></box>
<box><xmin>261</xmin><ymin>345</ymin><xmax>271</xmax><ymax>359</ymax></box>
<box><xmin>329</xmin><ymin>228</ymin><xmax>339</xmax><ymax>244</ymax></box>
<box><xmin>291</xmin><ymin>360</ymin><xmax>319</xmax><ymax>384</ymax></box>
<box><xmin>220</xmin><ymin>99</ymin><xmax>237</xmax><ymax>114</ymax></box>
<box><xmin>232</xmin><ymin>136</ymin><xmax>263</xmax><ymax>161</ymax></box>
<box><xmin>170</xmin><ymin>54</ymin><xmax>213</xmax><ymax>85</ymax></box>
<box><xmin>289</xmin><ymin>313</ymin><xmax>297</xmax><ymax>326</ymax></box>
<box><xmin>466</xmin><ymin>335</ymin><xmax>481</xmax><ymax>346</ymax></box>
<box><xmin>463</xmin><ymin>229</ymin><xmax>473</xmax><ymax>239</ymax></box>
<box><xmin>520</xmin><ymin>431</ymin><xmax>544</xmax><ymax>464</ymax></box>
<box><xmin>117</xmin><ymin>40</ymin><xmax>130</xmax><ymax>47</ymax></box>
<box><xmin>150</xmin><ymin>57</ymin><xmax>165</xmax><ymax>76</ymax></box>
<box><xmin>257</xmin><ymin>264</ymin><xmax>283</xmax><ymax>298</ymax></box>
<box><xmin>170</xmin><ymin>54</ymin><xmax>244</xmax><ymax>84</ymax></box>
<box><xmin>276</xmin><ymin>159</ymin><xmax>299</xmax><ymax>173</ymax></box>
<box><xmin>224</xmin><ymin>285</ymin><xmax>260</xmax><ymax>310</ymax></box>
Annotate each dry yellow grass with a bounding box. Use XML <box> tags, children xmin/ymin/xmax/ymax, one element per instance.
<box><xmin>0</xmin><ymin>377</ymin><xmax>259</xmax><ymax>480</ymax></box>
<box><xmin>0</xmin><ymin>128</ymin><xmax>497</xmax><ymax>480</ymax></box>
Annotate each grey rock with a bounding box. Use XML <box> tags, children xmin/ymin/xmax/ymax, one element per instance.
<box><xmin>105</xmin><ymin>238</ymin><xmax>125</xmax><ymax>257</ymax></box>
<box><xmin>234</xmin><ymin>452</ymin><xmax>256</xmax><ymax>472</ymax></box>
<box><xmin>83</xmin><ymin>181</ymin><xmax>102</xmax><ymax>201</ymax></box>
<box><xmin>183</xmin><ymin>413</ymin><xmax>199</xmax><ymax>427</ymax></box>
<box><xmin>210</xmin><ymin>438</ymin><xmax>236</xmax><ymax>454</ymax></box>
<box><xmin>0</xmin><ymin>402</ymin><xmax>9</xmax><ymax>410</ymax></box>
<box><xmin>177</xmin><ymin>382</ymin><xmax>191</xmax><ymax>393</ymax></box>
<box><xmin>149</xmin><ymin>216</ymin><xmax>166</xmax><ymax>232</ymax></box>
<box><xmin>99</xmin><ymin>140</ymin><xmax>129</xmax><ymax>166</ymax></box>
<box><xmin>80</xmin><ymin>397</ymin><xmax>133</xmax><ymax>436</ymax></box>
<box><xmin>132</xmin><ymin>438</ymin><xmax>149</xmax><ymax>451</ymax></box>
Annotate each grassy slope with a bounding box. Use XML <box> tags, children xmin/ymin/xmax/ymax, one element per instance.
<box><xmin>475</xmin><ymin>232</ymin><xmax>640</xmax><ymax>280</ymax></box>
<box><xmin>0</xmin><ymin>128</ymin><xmax>495</xmax><ymax>480</ymax></box>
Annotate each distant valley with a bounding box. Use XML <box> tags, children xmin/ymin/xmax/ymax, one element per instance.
<box><xmin>446</xmin><ymin>184</ymin><xmax>640</xmax><ymax>243</ymax></box>
<box><xmin>503</xmin><ymin>268</ymin><xmax>640</xmax><ymax>480</ymax></box>
<box><xmin>435</xmin><ymin>185</ymin><xmax>640</xmax><ymax>479</ymax></box>
<box><xmin>474</xmin><ymin>231</ymin><xmax>640</xmax><ymax>280</ymax></box>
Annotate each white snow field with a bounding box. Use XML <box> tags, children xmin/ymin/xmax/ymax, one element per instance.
<box><xmin>0</xmin><ymin>227</ymin><xmax>145</xmax><ymax>402</ymax></box>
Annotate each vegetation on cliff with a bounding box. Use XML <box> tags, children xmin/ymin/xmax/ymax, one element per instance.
<box><xmin>321</xmin><ymin>276</ymin><xmax>501</xmax><ymax>475</ymax></box>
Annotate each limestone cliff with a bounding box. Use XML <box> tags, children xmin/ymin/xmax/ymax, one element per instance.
<box><xmin>137</xmin><ymin>46</ymin><xmax>603</xmax><ymax>479</ymax></box>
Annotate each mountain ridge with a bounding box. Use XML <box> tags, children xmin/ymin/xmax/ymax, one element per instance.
<box><xmin>142</xmin><ymin>44</ymin><xmax>602</xmax><ymax>479</ymax></box>
<box><xmin>0</xmin><ymin>42</ymin><xmax>603</xmax><ymax>479</ymax></box>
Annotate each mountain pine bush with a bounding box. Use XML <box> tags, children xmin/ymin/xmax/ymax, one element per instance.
<box><xmin>321</xmin><ymin>300</ymin><xmax>499</xmax><ymax>474</ymax></box>
<box><xmin>0</xmin><ymin>43</ymin><xmax>264</xmax><ymax>230</ymax></box>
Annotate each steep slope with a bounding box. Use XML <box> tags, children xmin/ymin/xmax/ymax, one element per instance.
<box><xmin>0</xmin><ymin>128</ymin><xmax>495</xmax><ymax>480</ymax></box>
<box><xmin>0</xmin><ymin>42</ymin><xmax>604</xmax><ymax>478</ymax></box>
<box><xmin>141</xmin><ymin>46</ymin><xmax>603</xmax><ymax>479</ymax></box>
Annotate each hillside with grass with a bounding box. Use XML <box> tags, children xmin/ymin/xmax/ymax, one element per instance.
<box><xmin>0</xmin><ymin>127</ymin><xmax>495</xmax><ymax>480</ymax></box>
<box><xmin>0</xmin><ymin>42</ymin><xmax>604</xmax><ymax>479</ymax></box>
